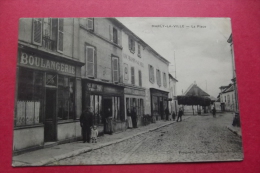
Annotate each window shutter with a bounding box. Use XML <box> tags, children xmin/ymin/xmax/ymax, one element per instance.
<box><xmin>128</xmin><ymin>36</ymin><xmax>131</xmax><ymax>50</ymax></box>
<box><xmin>112</xmin><ymin>57</ymin><xmax>118</xmax><ymax>82</ymax></box>
<box><xmin>131</xmin><ymin>67</ymin><xmax>135</xmax><ymax>85</ymax></box>
<box><xmin>149</xmin><ymin>65</ymin><xmax>154</xmax><ymax>83</ymax></box>
<box><xmin>87</xmin><ymin>18</ymin><xmax>94</xmax><ymax>30</ymax></box>
<box><xmin>109</xmin><ymin>25</ymin><xmax>112</xmax><ymax>41</ymax></box>
<box><xmin>86</xmin><ymin>46</ymin><xmax>95</xmax><ymax>77</ymax></box>
<box><xmin>139</xmin><ymin>70</ymin><xmax>142</xmax><ymax>87</ymax></box>
<box><xmin>32</xmin><ymin>18</ymin><xmax>42</xmax><ymax>46</ymax></box>
<box><xmin>57</xmin><ymin>18</ymin><xmax>64</xmax><ymax>52</ymax></box>
<box><xmin>117</xmin><ymin>30</ymin><xmax>120</xmax><ymax>46</ymax></box>
<box><xmin>132</xmin><ymin>40</ymin><xmax>135</xmax><ymax>52</ymax></box>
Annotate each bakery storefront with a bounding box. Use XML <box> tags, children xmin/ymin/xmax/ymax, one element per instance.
<box><xmin>150</xmin><ymin>88</ymin><xmax>169</xmax><ymax>121</ymax></box>
<box><xmin>82</xmin><ymin>80</ymin><xmax>125</xmax><ymax>135</ymax></box>
<box><xmin>124</xmin><ymin>85</ymin><xmax>145</xmax><ymax>127</ymax></box>
<box><xmin>14</xmin><ymin>49</ymin><xmax>84</xmax><ymax>154</ymax></box>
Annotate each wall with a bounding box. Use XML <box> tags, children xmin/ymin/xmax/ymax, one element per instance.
<box><xmin>13</xmin><ymin>127</ymin><xmax>44</xmax><ymax>151</ymax></box>
<box><xmin>78</xmin><ymin>18</ymin><xmax>123</xmax><ymax>81</ymax></box>
<box><xmin>221</xmin><ymin>91</ymin><xmax>235</xmax><ymax>111</ymax></box>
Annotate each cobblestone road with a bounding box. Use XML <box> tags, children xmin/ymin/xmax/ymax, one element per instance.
<box><xmin>51</xmin><ymin>112</ymin><xmax>243</xmax><ymax>165</ymax></box>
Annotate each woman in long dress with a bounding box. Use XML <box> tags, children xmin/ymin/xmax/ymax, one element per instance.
<box><xmin>106</xmin><ymin>108</ymin><xmax>113</xmax><ymax>134</ymax></box>
<box><xmin>127</xmin><ymin>108</ymin><xmax>133</xmax><ymax>128</ymax></box>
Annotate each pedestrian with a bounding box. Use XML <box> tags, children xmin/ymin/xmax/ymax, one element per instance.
<box><xmin>91</xmin><ymin>125</ymin><xmax>99</xmax><ymax>143</ymax></box>
<box><xmin>80</xmin><ymin>107</ymin><xmax>93</xmax><ymax>143</ymax></box>
<box><xmin>172</xmin><ymin>111</ymin><xmax>176</xmax><ymax>121</ymax></box>
<box><xmin>165</xmin><ymin>108</ymin><xmax>170</xmax><ymax>121</ymax></box>
<box><xmin>212</xmin><ymin>107</ymin><xmax>216</xmax><ymax>118</ymax></box>
<box><xmin>177</xmin><ymin>108</ymin><xmax>183</xmax><ymax>122</ymax></box>
<box><xmin>105</xmin><ymin>108</ymin><xmax>113</xmax><ymax>134</ymax></box>
<box><xmin>131</xmin><ymin>107</ymin><xmax>138</xmax><ymax>128</ymax></box>
<box><xmin>127</xmin><ymin>108</ymin><xmax>133</xmax><ymax>128</ymax></box>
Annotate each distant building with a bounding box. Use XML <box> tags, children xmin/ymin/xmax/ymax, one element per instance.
<box><xmin>219</xmin><ymin>84</ymin><xmax>235</xmax><ymax>112</ymax></box>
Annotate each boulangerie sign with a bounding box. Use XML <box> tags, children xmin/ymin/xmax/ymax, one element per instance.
<box><xmin>12</xmin><ymin>17</ymin><xmax>243</xmax><ymax>166</ymax></box>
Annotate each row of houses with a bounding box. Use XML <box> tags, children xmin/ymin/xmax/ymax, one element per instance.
<box><xmin>14</xmin><ymin>18</ymin><xmax>178</xmax><ymax>154</ymax></box>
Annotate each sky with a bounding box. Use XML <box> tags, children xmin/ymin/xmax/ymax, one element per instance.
<box><xmin>116</xmin><ymin>17</ymin><xmax>233</xmax><ymax>98</ymax></box>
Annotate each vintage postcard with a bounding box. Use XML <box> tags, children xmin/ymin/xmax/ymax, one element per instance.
<box><xmin>12</xmin><ymin>17</ymin><xmax>243</xmax><ymax>166</ymax></box>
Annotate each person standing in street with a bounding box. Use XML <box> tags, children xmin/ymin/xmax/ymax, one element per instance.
<box><xmin>80</xmin><ymin>107</ymin><xmax>93</xmax><ymax>143</ymax></box>
<box><xmin>172</xmin><ymin>111</ymin><xmax>176</xmax><ymax>121</ymax></box>
<box><xmin>165</xmin><ymin>108</ymin><xmax>170</xmax><ymax>121</ymax></box>
<box><xmin>212</xmin><ymin>107</ymin><xmax>216</xmax><ymax>118</ymax></box>
<box><xmin>131</xmin><ymin>107</ymin><xmax>138</xmax><ymax>128</ymax></box>
<box><xmin>177</xmin><ymin>108</ymin><xmax>183</xmax><ymax>122</ymax></box>
<box><xmin>127</xmin><ymin>108</ymin><xmax>133</xmax><ymax>128</ymax></box>
<box><xmin>106</xmin><ymin>108</ymin><xmax>113</xmax><ymax>134</ymax></box>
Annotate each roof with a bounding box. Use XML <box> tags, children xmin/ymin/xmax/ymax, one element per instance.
<box><xmin>109</xmin><ymin>18</ymin><xmax>170</xmax><ymax>65</ymax></box>
<box><xmin>222</xmin><ymin>84</ymin><xmax>234</xmax><ymax>93</ymax></box>
<box><xmin>169</xmin><ymin>73</ymin><xmax>178</xmax><ymax>82</ymax></box>
<box><xmin>183</xmin><ymin>83</ymin><xmax>210</xmax><ymax>97</ymax></box>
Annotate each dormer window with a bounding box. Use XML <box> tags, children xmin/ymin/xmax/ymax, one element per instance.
<box><xmin>87</xmin><ymin>18</ymin><xmax>94</xmax><ymax>31</ymax></box>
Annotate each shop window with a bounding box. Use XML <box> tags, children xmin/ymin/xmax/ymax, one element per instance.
<box><xmin>87</xmin><ymin>18</ymin><xmax>94</xmax><ymax>31</ymax></box>
<box><xmin>16</xmin><ymin>68</ymin><xmax>44</xmax><ymax>126</ymax></box>
<box><xmin>46</xmin><ymin>73</ymin><xmax>57</xmax><ymax>87</ymax></box>
<box><xmin>86</xmin><ymin>46</ymin><xmax>95</xmax><ymax>77</ymax></box>
<box><xmin>138</xmin><ymin>44</ymin><xmax>141</xmax><ymax>58</ymax></box>
<box><xmin>112</xmin><ymin>97</ymin><xmax>121</xmax><ymax>121</ymax></box>
<box><xmin>58</xmin><ymin>76</ymin><xmax>75</xmax><ymax>120</ymax></box>
<box><xmin>163</xmin><ymin>72</ymin><xmax>167</xmax><ymax>88</ymax></box>
<box><xmin>128</xmin><ymin>36</ymin><xmax>135</xmax><ymax>53</ymax></box>
<box><xmin>149</xmin><ymin>65</ymin><xmax>154</xmax><ymax>83</ymax></box>
<box><xmin>156</xmin><ymin>69</ymin><xmax>161</xmax><ymax>86</ymax></box>
<box><xmin>131</xmin><ymin>67</ymin><xmax>135</xmax><ymax>85</ymax></box>
<box><xmin>138</xmin><ymin>70</ymin><xmax>142</xmax><ymax>87</ymax></box>
<box><xmin>112</xmin><ymin>57</ymin><xmax>119</xmax><ymax>82</ymax></box>
<box><xmin>90</xmin><ymin>95</ymin><xmax>102</xmax><ymax>125</ymax></box>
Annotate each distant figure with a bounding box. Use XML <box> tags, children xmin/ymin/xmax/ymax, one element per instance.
<box><xmin>105</xmin><ymin>108</ymin><xmax>113</xmax><ymax>134</ymax></box>
<box><xmin>127</xmin><ymin>108</ymin><xmax>133</xmax><ymax>128</ymax></box>
<box><xmin>165</xmin><ymin>108</ymin><xmax>170</xmax><ymax>121</ymax></box>
<box><xmin>91</xmin><ymin>125</ymin><xmax>99</xmax><ymax>143</ymax></box>
<box><xmin>212</xmin><ymin>107</ymin><xmax>216</xmax><ymax>118</ymax></box>
<box><xmin>177</xmin><ymin>108</ymin><xmax>183</xmax><ymax>122</ymax></box>
<box><xmin>80</xmin><ymin>107</ymin><xmax>93</xmax><ymax>143</ymax></box>
<box><xmin>131</xmin><ymin>107</ymin><xmax>138</xmax><ymax>128</ymax></box>
<box><xmin>172</xmin><ymin>111</ymin><xmax>176</xmax><ymax>121</ymax></box>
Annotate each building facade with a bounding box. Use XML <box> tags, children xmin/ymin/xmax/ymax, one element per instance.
<box><xmin>14</xmin><ymin>18</ymin><xmax>171</xmax><ymax>154</ymax></box>
<box><xmin>219</xmin><ymin>84</ymin><xmax>235</xmax><ymax>112</ymax></box>
<box><xmin>15</xmin><ymin>18</ymin><xmax>84</xmax><ymax>154</ymax></box>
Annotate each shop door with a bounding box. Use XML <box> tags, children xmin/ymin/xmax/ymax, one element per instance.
<box><xmin>103</xmin><ymin>98</ymin><xmax>112</xmax><ymax>117</ymax></box>
<box><xmin>44</xmin><ymin>89</ymin><xmax>57</xmax><ymax>142</ymax></box>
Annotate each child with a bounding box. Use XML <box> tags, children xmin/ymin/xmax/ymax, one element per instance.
<box><xmin>91</xmin><ymin>125</ymin><xmax>99</xmax><ymax>143</ymax></box>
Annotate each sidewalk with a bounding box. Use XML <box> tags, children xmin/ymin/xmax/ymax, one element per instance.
<box><xmin>227</xmin><ymin>125</ymin><xmax>242</xmax><ymax>138</ymax></box>
<box><xmin>12</xmin><ymin>117</ymin><xmax>190</xmax><ymax>167</ymax></box>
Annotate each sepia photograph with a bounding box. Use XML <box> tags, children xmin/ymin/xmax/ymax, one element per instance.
<box><xmin>12</xmin><ymin>17</ymin><xmax>243</xmax><ymax>166</ymax></box>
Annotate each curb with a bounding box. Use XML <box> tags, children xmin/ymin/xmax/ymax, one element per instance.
<box><xmin>13</xmin><ymin>117</ymin><xmax>190</xmax><ymax>166</ymax></box>
<box><xmin>226</xmin><ymin>126</ymin><xmax>242</xmax><ymax>138</ymax></box>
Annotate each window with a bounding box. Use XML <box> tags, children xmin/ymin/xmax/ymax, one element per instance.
<box><xmin>225</xmin><ymin>96</ymin><xmax>226</xmax><ymax>102</ymax></box>
<box><xmin>128</xmin><ymin>36</ymin><xmax>135</xmax><ymax>53</ymax></box>
<box><xmin>131</xmin><ymin>67</ymin><xmax>135</xmax><ymax>85</ymax></box>
<box><xmin>58</xmin><ymin>76</ymin><xmax>75</xmax><ymax>120</ymax></box>
<box><xmin>32</xmin><ymin>18</ymin><xmax>63</xmax><ymax>52</ymax></box>
<box><xmin>163</xmin><ymin>72</ymin><xmax>167</xmax><ymax>87</ymax></box>
<box><xmin>138</xmin><ymin>44</ymin><xmax>141</xmax><ymax>57</ymax></box>
<box><xmin>112</xmin><ymin>57</ymin><xmax>119</xmax><ymax>82</ymax></box>
<box><xmin>86</xmin><ymin>46</ymin><xmax>95</xmax><ymax>77</ymax></box>
<box><xmin>113</xmin><ymin>27</ymin><xmax>118</xmax><ymax>44</ymax></box>
<box><xmin>227</xmin><ymin>95</ymin><xmax>230</xmax><ymax>104</ymax></box>
<box><xmin>90</xmin><ymin>95</ymin><xmax>102</xmax><ymax>124</ymax></box>
<box><xmin>16</xmin><ymin>68</ymin><xmax>44</xmax><ymax>126</ymax></box>
<box><xmin>156</xmin><ymin>69</ymin><xmax>161</xmax><ymax>86</ymax></box>
<box><xmin>112</xmin><ymin>97</ymin><xmax>121</xmax><ymax>120</ymax></box>
<box><xmin>87</xmin><ymin>18</ymin><xmax>94</xmax><ymax>31</ymax></box>
<box><xmin>124</xmin><ymin>63</ymin><xmax>129</xmax><ymax>81</ymax></box>
<box><xmin>149</xmin><ymin>65</ymin><xmax>154</xmax><ymax>83</ymax></box>
<box><xmin>138</xmin><ymin>70</ymin><xmax>142</xmax><ymax>87</ymax></box>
